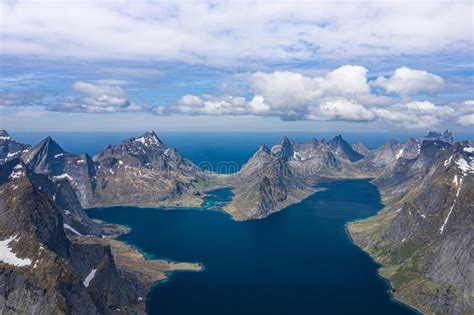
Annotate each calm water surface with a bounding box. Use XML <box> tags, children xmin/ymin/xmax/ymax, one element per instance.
<box><xmin>87</xmin><ymin>180</ymin><xmax>416</xmax><ymax>315</ymax></box>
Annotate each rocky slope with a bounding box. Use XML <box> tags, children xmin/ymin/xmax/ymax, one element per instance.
<box><xmin>349</xmin><ymin>139</ymin><xmax>474</xmax><ymax>314</ymax></box>
<box><xmin>22</xmin><ymin>137</ymin><xmax>97</xmax><ymax>207</ymax></box>
<box><xmin>0</xmin><ymin>159</ymin><xmax>201</xmax><ymax>314</ymax></box>
<box><xmin>0</xmin><ymin>158</ymin><xmax>105</xmax><ymax>237</ymax></box>
<box><xmin>91</xmin><ymin>131</ymin><xmax>214</xmax><ymax>208</ymax></box>
<box><xmin>0</xmin><ymin>130</ymin><xmax>30</xmax><ymax>164</ymax></box>
<box><xmin>224</xmin><ymin>142</ymin><xmax>314</xmax><ymax>220</ymax></box>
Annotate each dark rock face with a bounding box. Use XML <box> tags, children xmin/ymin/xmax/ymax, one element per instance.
<box><xmin>328</xmin><ymin>135</ymin><xmax>364</xmax><ymax>162</ymax></box>
<box><xmin>0</xmin><ymin>161</ymin><xmax>140</xmax><ymax>314</ymax></box>
<box><xmin>23</xmin><ymin>137</ymin><xmax>97</xmax><ymax>207</ymax></box>
<box><xmin>0</xmin><ymin>130</ymin><xmax>31</xmax><ymax>164</ymax></box>
<box><xmin>1</xmin><ymin>159</ymin><xmax>105</xmax><ymax>237</ymax></box>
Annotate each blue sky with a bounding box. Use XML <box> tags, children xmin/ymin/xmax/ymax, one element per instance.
<box><xmin>0</xmin><ymin>0</ymin><xmax>473</xmax><ymax>132</ymax></box>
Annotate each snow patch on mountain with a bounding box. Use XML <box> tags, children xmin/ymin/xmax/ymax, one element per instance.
<box><xmin>83</xmin><ymin>268</ymin><xmax>97</xmax><ymax>287</ymax></box>
<box><xmin>0</xmin><ymin>235</ymin><xmax>32</xmax><ymax>267</ymax></box>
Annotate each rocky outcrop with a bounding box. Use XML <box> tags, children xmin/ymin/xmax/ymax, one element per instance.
<box><xmin>22</xmin><ymin>137</ymin><xmax>97</xmax><ymax>207</ymax></box>
<box><xmin>352</xmin><ymin>142</ymin><xmax>370</xmax><ymax>156</ymax></box>
<box><xmin>0</xmin><ymin>130</ymin><xmax>30</xmax><ymax>164</ymax></box>
<box><xmin>328</xmin><ymin>135</ymin><xmax>364</xmax><ymax>162</ymax></box>
<box><xmin>1</xmin><ymin>158</ymin><xmax>106</xmax><ymax>237</ymax></box>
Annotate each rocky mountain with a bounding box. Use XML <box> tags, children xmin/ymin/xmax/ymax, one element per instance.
<box><xmin>22</xmin><ymin>137</ymin><xmax>97</xmax><ymax>207</ymax></box>
<box><xmin>0</xmin><ymin>158</ymin><xmax>105</xmax><ymax>237</ymax></box>
<box><xmin>328</xmin><ymin>135</ymin><xmax>364</xmax><ymax>162</ymax></box>
<box><xmin>0</xmin><ymin>161</ymin><xmax>135</xmax><ymax>314</ymax></box>
<box><xmin>0</xmin><ymin>130</ymin><xmax>30</xmax><ymax>164</ymax></box>
<box><xmin>349</xmin><ymin>139</ymin><xmax>474</xmax><ymax>314</ymax></box>
<box><xmin>224</xmin><ymin>144</ymin><xmax>314</xmax><ymax>220</ymax></box>
<box><xmin>352</xmin><ymin>142</ymin><xmax>370</xmax><ymax>156</ymax></box>
<box><xmin>1</xmin><ymin>128</ymin><xmax>471</xmax><ymax>314</ymax></box>
<box><xmin>225</xmin><ymin>135</ymin><xmax>368</xmax><ymax>220</ymax></box>
<box><xmin>91</xmin><ymin>131</ymin><xmax>212</xmax><ymax>208</ymax></box>
<box><xmin>424</xmin><ymin>130</ymin><xmax>454</xmax><ymax>143</ymax></box>
<box><xmin>0</xmin><ymin>156</ymin><xmax>201</xmax><ymax>314</ymax></box>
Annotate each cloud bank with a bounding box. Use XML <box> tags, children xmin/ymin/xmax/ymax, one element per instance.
<box><xmin>152</xmin><ymin>65</ymin><xmax>471</xmax><ymax>128</ymax></box>
<box><xmin>1</xmin><ymin>65</ymin><xmax>472</xmax><ymax>128</ymax></box>
<box><xmin>1</xmin><ymin>1</ymin><xmax>472</xmax><ymax>65</ymax></box>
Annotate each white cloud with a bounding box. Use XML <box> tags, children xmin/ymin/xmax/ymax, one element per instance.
<box><xmin>56</xmin><ymin>81</ymin><xmax>140</xmax><ymax>113</ymax></box>
<box><xmin>372</xmin><ymin>101</ymin><xmax>455</xmax><ymax>129</ymax></box>
<box><xmin>458</xmin><ymin>114</ymin><xmax>474</xmax><ymax>126</ymax></box>
<box><xmin>456</xmin><ymin>100</ymin><xmax>474</xmax><ymax>126</ymax></box>
<box><xmin>307</xmin><ymin>98</ymin><xmax>376</xmax><ymax>122</ymax></box>
<box><xmin>0</xmin><ymin>1</ymin><xmax>472</xmax><ymax>65</ymax></box>
<box><xmin>152</xmin><ymin>66</ymin><xmax>474</xmax><ymax>128</ymax></box>
<box><xmin>73</xmin><ymin>81</ymin><xmax>127</xmax><ymax>98</ymax></box>
<box><xmin>373</xmin><ymin>67</ymin><xmax>444</xmax><ymax>95</ymax></box>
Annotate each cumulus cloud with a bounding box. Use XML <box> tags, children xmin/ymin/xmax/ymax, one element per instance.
<box><xmin>456</xmin><ymin>100</ymin><xmax>474</xmax><ymax>126</ymax></box>
<box><xmin>151</xmin><ymin>65</ymin><xmax>474</xmax><ymax>128</ymax></box>
<box><xmin>307</xmin><ymin>99</ymin><xmax>376</xmax><ymax>122</ymax></box>
<box><xmin>373</xmin><ymin>67</ymin><xmax>444</xmax><ymax>95</ymax></box>
<box><xmin>55</xmin><ymin>81</ymin><xmax>140</xmax><ymax>113</ymax></box>
<box><xmin>154</xmin><ymin>65</ymin><xmax>389</xmax><ymax>122</ymax></box>
<box><xmin>372</xmin><ymin>101</ymin><xmax>454</xmax><ymax>129</ymax></box>
<box><xmin>1</xmin><ymin>1</ymin><xmax>472</xmax><ymax>65</ymax></box>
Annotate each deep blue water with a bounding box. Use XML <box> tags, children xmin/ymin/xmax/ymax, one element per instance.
<box><xmin>11</xmin><ymin>131</ymin><xmax>473</xmax><ymax>174</ymax></box>
<box><xmin>87</xmin><ymin>180</ymin><xmax>416</xmax><ymax>315</ymax></box>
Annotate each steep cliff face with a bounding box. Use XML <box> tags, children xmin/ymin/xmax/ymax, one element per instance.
<box><xmin>22</xmin><ymin>137</ymin><xmax>97</xmax><ymax>207</ymax></box>
<box><xmin>328</xmin><ymin>135</ymin><xmax>364</xmax><ymax>162</ymax></box>
<box><xmin>349</xmin><ymin>140</ymin><xmax>474</xmax><ymax>314</ymax></box>
<box><xmin>91</xmin><ymin>131</ymin><xmax>209</xmax><ymax>208</ymax></box>
<box><xmin>0</xmin><ymin>130</ymin><xmax>30</xmax><ymax>164</ymax></box>
<box><xmin>0</xmin><ymin>161</ymin><xmax>162</xmax><ymax>314</ymax></box>
<box><xmin>0</xmin><ymin>167</ymin><xmax>99</xmax><ymax>314</ymax></box>
<box><xmin>1</xmin><ymin>159</ymin><xmax>105</xmax><ymax>237</ymax></box>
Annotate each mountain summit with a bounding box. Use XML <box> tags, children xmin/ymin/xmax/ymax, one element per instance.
<box><xmin>328</xmin><ymin>135</ymin><xmax>364</xmax><ymax>162</ymax></box>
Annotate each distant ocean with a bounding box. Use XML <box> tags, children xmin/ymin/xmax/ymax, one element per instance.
<box><xmin>11</xmin><ymin>131</ymin><xmax>474</xmax><ymax>174</ymax></box>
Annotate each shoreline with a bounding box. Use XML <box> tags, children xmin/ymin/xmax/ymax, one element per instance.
<box><xmin>81</xmin><ymin>218</ymin><xmax>204</xmax><ymax>312</ymax></box>
<box><xmin>344</xmin><ymin>222</ymin><xmax>423</xmax><ymax>315</ymax></box>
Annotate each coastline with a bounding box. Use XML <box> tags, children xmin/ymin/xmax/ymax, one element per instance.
<box><xmin>78</xmin><ymin>218</ymin><xmax>203</xmax><ymax>312</ymax></box>
<box><xmin>344</xmin><ymin>222</ymin><xmax>423</xmax><ymax>315</ymax></box>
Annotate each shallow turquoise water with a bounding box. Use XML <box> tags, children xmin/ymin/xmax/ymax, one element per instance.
<box><xmin>87</xmin><ymin>180</ymin><xmax>417</xmax><ymax>315</ymax></box>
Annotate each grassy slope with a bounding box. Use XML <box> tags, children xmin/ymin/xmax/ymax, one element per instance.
<box><xmin>347</xmin><ymin>191</ymin><xmax>466</xmax><ymax>315</ymax></box>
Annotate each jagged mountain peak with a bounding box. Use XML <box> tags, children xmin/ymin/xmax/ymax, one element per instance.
<box><xmin>271</xmin><ymin>136</ymin><xmax>294</xmax><ymax>160</ymax></box>
<box><xmin>254</xmin><ymin>144</ymin><xmax>271</xmax><ymax>157</ymax></box>
<box><xmin>133</xmin><ymin>130</ymin><xmax>165</xmax><ymax>147</ymax></box>
<box><xmin>0</xmin><ymin>130</ymin><xmax>10</xmax><ymax>138</ymax></box>
<box><xmin>425</xmin><ymin>130</ymin><xmax>453</xmax><ymax>143</ymax></box>
<box><xmin>328</xmin><ymin>134</ymin><xmax>364</xmax><ymax>162</ymax></box>
<box><xmin>35</xmin><ymin>136</ymin><xmax>66</xmax><ymax>156</ymax></box>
